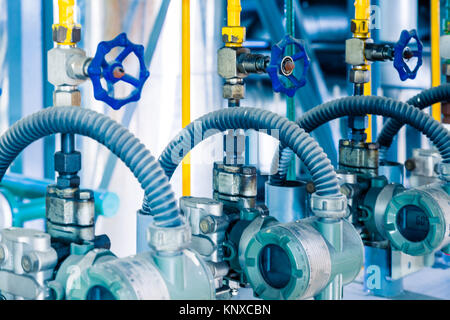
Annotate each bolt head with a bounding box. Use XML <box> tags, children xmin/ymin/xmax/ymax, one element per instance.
<box><xmin>21</xmin><ymin>255</ymin><xmax>37</xmax><ymax>273</ymax></box>
<box><xmin>199</xmin><ymin>216</ymin><xmax>215</xmax><ymax>234</ymax></box>
<box><xmin>405</xmin><ymin>159</ymin><xmax>416</xmax><ymax>171</ymax></box>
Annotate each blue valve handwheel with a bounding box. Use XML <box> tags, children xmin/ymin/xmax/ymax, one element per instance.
<box><xmin>393</xmin><ymin>29</ymin><xmax>423</xmax><ymax>81</ymax></box>
<box><xmin>88</xmin><ymin>33</ymin><xmax>150</xmax><ymax>110</ymax></box>
<box><xmin>267</xmin><ymin>35</ymin><xmax>310</xmax><ymax>98</ymax></box>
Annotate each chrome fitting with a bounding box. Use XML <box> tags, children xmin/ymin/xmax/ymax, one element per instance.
<box><xmin>147</xmin><ymin>221</ymin><xmax>192</xmax><ymax>252</ymax></box>
<box><xmin>310</xmin><ymin>193</ymin><xmax>348</xmax><ymax>219</ymax></box>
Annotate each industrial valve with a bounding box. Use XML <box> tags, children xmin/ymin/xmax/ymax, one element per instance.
<box><xmin>88</xmin><ymin>33</ymin><xmax>150</xmax><ymax>110</ymax></box>
<box><xmin>48</xmin><ymin>32</ymin><xmax>149</xmax><ymax>110</ymax></box>
<box><xmin>392</xmin><ymin>30</ymin><xmax>424</xmax><ymax>81</ymax></box>
<box><xmin>267</xmin><ymin>35</ymin><xmax>310</xmax><ymax>97</ymax></box>
<box><xmin>346</xmin><ymin>29</ymin><xmax>423</xmax><ymax>82</ymax></box>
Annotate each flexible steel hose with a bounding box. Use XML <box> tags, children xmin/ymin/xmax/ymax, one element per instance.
<box><xmin>158</xmin><ymin>107</ymin><xmax>342</xmax><ymax>197</ymax></box>
<box><xmin>274</xmin><ymin>95</ymin><xmax>450</xmax><ymax>183</ymax></box>
<box><xmin>377</xmin><ymin>84</ymin><xmax>450</xmax><ymax>148</ymax></box>
<box><xmin>0</xmin><ymin>106</ymin><xmax>182</xmax><ymax>228</ymax></box>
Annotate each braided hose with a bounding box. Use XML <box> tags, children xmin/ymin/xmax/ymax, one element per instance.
<box><xmin>377</xmin><ymin>84</ymin><xmax>450</xmax><ymax>149</ymax></box>
<box><xmin>274</xmin><ymin>95</ymin><xmax>450</xmax><ymax>183</ymax></box>
<box><xmin>159</xmin><ymin>107</ymin><xmax>341</xmax><ymax>197</ymax></box>
<box><xmin>0</xmin><ymin>106</ymin><xmax>182</xmax><ymax>228</ymax></box>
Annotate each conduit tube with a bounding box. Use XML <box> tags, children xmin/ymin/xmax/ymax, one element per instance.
<box><xmin>0</xmin><ymin>106</ymin><xmax>183</xmax><ymax>228</ymax></box>
<box><xmin>273</xmin><ymin>95</ymin><xmax>450</xmax><ymax>183</ymax></box>
<box><xmin>158</xmin><ymin>107</ymin><xmax>342</xmax><ymax>198</ymax></box>
<box><xmin>377</xmin><ymin>84</ymin><xmax>450</xmax><ymax>149</ymax></box>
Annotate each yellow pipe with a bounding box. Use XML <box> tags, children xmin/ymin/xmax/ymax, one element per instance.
<box><xmin>353</xmin><ymin>0</ymin><xmax>373</xmax><ymax>141</ymax></box>
<box><xmin>223</xmin><ymin>0</ymin><xmax>245</xmax><ymax>47</ymax></box>
<box><xmin>354</xmin><ymin>0</ymin><xmax>371</xmax><ymax>21</ymax></box>
<box><xmin>54</xmin><ymin>0</ymin><xmax>78</xmax><ymax>45</ymax></box>
<box><xmin>182</xmin><ymin>0</ymin><xmax>191</xmax><ymax>197</ymax></box>
<box><xmin>431</xmin><ymin>0</ymin><xmax>442</xmax><ymax>122</ymax></box>
<box><xmin>58</xmin><ymin>0</ymin><xmax>75</xmax><ymax>26</ymax></box>
<box><xmin>227</xmin><ymin>0</ymin><xmax>242</xmax><ymax>27</ymax></box>
<box><xmin>364</xmin><ymin>66</ymin><xmax>372</xmax><ymax>142</ymax></box>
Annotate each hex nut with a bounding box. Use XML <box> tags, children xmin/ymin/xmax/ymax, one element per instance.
<box><xmin>52</xmin><ymin>25</ymin><xmax>68</xmax><ymax>43</ymax></box>
<box><xmin>199</xmin><ymin>216</ymin><xmax>216</xmax><ymax>234</ymax></box>
<box><xmin>56</xmin><ymin>176</ymin><xmax>81</xmax><ymax>188</ymax></box>
<box><xmin>54</xmin><ymin>151</ymin><xmax>82</xmax><ymax>174</ymax></box>
<box><xmin>147</xmin><ymin>221</ymin><xmax>191</xmax><ymax>252</ymax></box>
<box><xmin>222</xmin><ymin>26</ymin><xmax>246</xmax><ymax>45</ymax></box>
<box><xmin>348</xmin><ymin>116</ymin><xmax>368</xmax><ymax>130</ymax></box>
<box><xmin>223</xmin><ymin>84</ymin><xmax>245</xmax><ymax>100</ymax></box>
<box><xmin>53</xmin><ymin>89</ymin><xmax>82</xmax><ymax>107</ymax></box>
<box><xmin>52</xmin><ymin>25</ymin><xmax>82</xmax><ymax>44</ymax></box>
<box><xmin>349</xmin><ymin>69</ymin><xmax>370</xmax><ymax>84</ymax></box>
<box><xmin>345</xmin><ymin>38</ymin><xmax>366</xmax><ymax>66</ymax></box>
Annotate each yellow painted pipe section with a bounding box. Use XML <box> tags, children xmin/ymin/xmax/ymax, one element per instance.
<box><xmin>364</xmin><ymin>66</ymin><xmax>372</xmax><ymax>142</ymax></box>
<box><xmin>58</xmin><ymin>0</ymin><xmax>75</xmax><ymax>26</ymax></box>
<box><xmin>223</xmin><ymin>0</ymin><xmax>245</xmax><ymax>47</ymax></box>
<box><xmin>431</xmin><ymin>0</ymin><xmax>442</xmax><ymax>122</ymax></box>
<box><xmin>182</xmin><ymin>0</ymin><xmax>191</xmax><ymax>196</ymax></box>
<box><xmin>54</xmin><ymin>0</ymin><xmax>78</xmax><ymax>45</ymax></box>
<box><xmin>354</xmin><ymin>0</ymin><xmax>370</xmax><ymax>20</ymax></box>
<box><xmin>353</xmin><ymin>0</ymin><xmax>373</xmax><ymax>141</ymax></box>
<box><xmin>227</xmin><ymin>0</ymin><xmax>242</xmax><ymax>27</ymax></box>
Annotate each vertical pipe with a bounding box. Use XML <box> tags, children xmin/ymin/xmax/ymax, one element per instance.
<box><xmin>6</xmin><ymin>0</ymin><xmax>23</xmax><ymax>174</ymax></box>
<box><xmin>182</xmin><ymin>0</ymin><xmax>191</xmax><ymax>197</ymax></box>
<box><xmin>364</xmin><ymin>66</ymin><xmax>372</xmax><ymax>142</ymax></box>
<box><xmin>285</xmin><ymin>0</ymin><xmax>296</xmax><ymax>180</ymax></box>
<box><xmin>227</xmin><ymin>0</ymin><xmax>241</xmax><ymax>27</ymax></box>
<box><xmin>352</xmin><ymin>0</ymin><xmax>372</xmax><ymax>142</ymax></box>
<box><xmin>431</xmin><ymin>0</ymin><xmax>442</xmax><ymax>122</ymax></box>
<box><xmin>42</xmin><ymin>0</ymin><xmax>55</xmax><ymax>179</ymax></box>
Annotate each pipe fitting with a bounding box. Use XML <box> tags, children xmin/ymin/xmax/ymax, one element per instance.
<box><xmin>147</xmin><ymin>221</ymin><xmax>192</xmax><ymax>252</ymax></box>
<box><xmin>310</xmin><ymin>193</ymin><xmax>348</xmax><ymax>219</ymax></box>
<box><xmin>440</xmin><ymin>163</ymin><xmax>450</xmax><ymax>182</ymax></box>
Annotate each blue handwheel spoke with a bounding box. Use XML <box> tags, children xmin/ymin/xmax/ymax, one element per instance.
<box><xmin>291</xmin><ymin>50</ymin><xmax>306</xmax><ymax>62</ymax></box>
<box><xmin>116</xmin><ymin>46</ymin><xmax>133</xmax><ymax>63</ymax></box>
<box><xmin>121</xmin><ymin>74</ymin><xmax>140</xmax><ymax>87</ymax></box>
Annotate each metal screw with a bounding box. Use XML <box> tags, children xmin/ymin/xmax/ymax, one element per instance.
<box><xmin>199</xmin><ymin>216</ymin><xmax>216</xmax><ymax>234</ymax></box>
<box><xmin>21</xmin><ymin>255</ymin><xmax>38</xmax><ymax>273</ymax></box>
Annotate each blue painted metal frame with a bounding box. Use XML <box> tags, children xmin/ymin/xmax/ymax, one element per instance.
<box><xmin>42</xmin><ymin>0</ymin><xmax>55</xmax><ymax>179</ymax></box>
<box><xmin>6</xmin><ymin>0</ymin><xmax>23</xmax><ymax>173</ymax></box>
